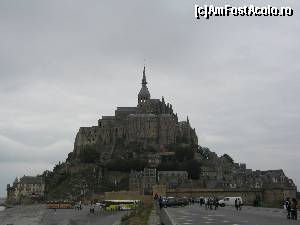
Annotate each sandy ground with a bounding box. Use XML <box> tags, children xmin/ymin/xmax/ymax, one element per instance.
<box><xmin>0</xmin><ymin>205</ymin><xmax>125</xmax><ymax>225</ymax></box>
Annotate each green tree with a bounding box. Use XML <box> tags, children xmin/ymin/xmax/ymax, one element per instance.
<box><xmin>157</xmin><ymin>161</ymin><xmax>178</xmax><ymax>171</ymax></box>
<box><xmin>175</xmin><ymin>146</ymin><xmax>194</xmax><ymax>162</ymax></box>
<box><xmin>107</xmin><ymin>158</ymin><xmax>148</xmax><ymax>172</ymax></box>
<box><xmin>221</xmin><ymin>154</ymin><xmax>234</xmax><ymax>164</ymax></box>
<box><xmin>182</xmin><ymin>159</ymin><xmax>201</xmax><ymax>179</ymax></box>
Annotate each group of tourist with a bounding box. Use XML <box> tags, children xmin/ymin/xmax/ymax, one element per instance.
<box><xmin>204</xmin><ymin>197</ymin><xmax>219</xmax><ymax>210</ymax></box>
<box><xmin>285</xmin><ymin>198</ymin><xmax>298</xmax><ymax>220</ymax></box>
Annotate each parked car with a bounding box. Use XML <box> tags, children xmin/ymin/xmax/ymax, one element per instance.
<box><xmin>164</xmin><ymin>197</ymin><xmax>188</xmax><ymax>207</ymax></box>
<box><xmin>218</xmin><ymin>197</ymin><xmax>243</xmax><ymax>207</ymax></box>
<box><xmin>177</xmin><ymin>197</ymin><xmax>189</xmax><ymax>206</ymax></box>
<box><xmin>164</xmin><ymin>197</ymin><xmax>176</xmax><ymax>207</ymax></box>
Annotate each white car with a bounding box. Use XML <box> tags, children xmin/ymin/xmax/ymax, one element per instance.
<box><xmin>95</xmin><ymin>202</ymin><xmax>106</xmax><ymax>208</ymax></box>
<box><xmin>218</xmin><ymin>197</ymin><xmax>243</xmax><ymax>207</ymax></box>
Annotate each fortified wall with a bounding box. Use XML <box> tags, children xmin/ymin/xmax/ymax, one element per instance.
<box><xmin>162</xmin><ymin>187</ymin><xmax>296</xmax><ymax>207</ymax></box>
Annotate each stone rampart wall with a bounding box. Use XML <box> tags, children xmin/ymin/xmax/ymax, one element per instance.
<box><xmin>165</xmin><ymin>187</ymin><xmax>296</xmax><ymax>207</ymax></box>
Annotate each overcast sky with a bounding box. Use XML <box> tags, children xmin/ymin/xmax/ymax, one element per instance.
<box><xmin>0</xmin><ymin>0</ymin><xmax>299</xmax><ymax>197</ymax></box>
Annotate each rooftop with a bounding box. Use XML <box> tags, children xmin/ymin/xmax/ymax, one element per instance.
<box><xmin>116</xmin><ymin>107</ymin><xmax>137</xmax><ymax>112</ymax></box>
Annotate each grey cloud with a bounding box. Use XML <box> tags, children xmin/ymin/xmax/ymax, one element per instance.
<box><xmin>0</xmin><ymin>134</ymin><xmax>72</xmax><ymax>163</ymax></box>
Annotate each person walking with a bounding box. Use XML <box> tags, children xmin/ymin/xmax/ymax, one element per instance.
<box><xmin>291</xmin><ymin>198</ymin><xmax>298</xmax><ymax>220</ymax></box>
<box><xmin>214</xmin><ymin>198</ymin><xmax>218</xmax><ymax>210</ymax></box>
<box><xmin>237</xmin><ymin>198</ymin><xmax>242</xmax><ymax>211</ymax></box>
<box><xmin>200</xmin><ymin>198</ymin><xmax>204</xmax><ymax>207</ymax></box>
<box><xmin>285</xmin><ymin>198</ymin><xmax>291</xmax><ymax>219</ymax></box>
<box><xmin>235</xmin><ymin>198</ymin><xmax>239</xmax><ymax>211</ymax></box>
<box><xmin>158</xmin><ymin>196</ymin><xmax>163</xmax><ymax>210</ymax></box>
<box><xmin>209</xmin><ymin>198</ymin><xmax>213</xmax><ymax>210</ymax></box>
<box><xmin>79</xmin><ymin>201</ymin><xmax>82</xmax><ymax>210</ymax></box>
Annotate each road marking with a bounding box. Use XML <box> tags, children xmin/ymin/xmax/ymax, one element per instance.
<box><xmin>111</xmin><ymin>220</ymin><xmax>121</xmax><ymax>225</ymax></box>
<box><xmin>163</xmin><ymin>208</ymin><xmax>178</xmax><ymax>225</ymax></box>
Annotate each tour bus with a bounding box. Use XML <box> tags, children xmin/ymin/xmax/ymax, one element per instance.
<box><xmin>46</xmin><ymin>201</ymin><xmax>74</xmax><ymax>209</ymax></box>
<box><xmin>218</xmin><ymin>197</ymin><xmax>243</xmax><ymax>207</ymax></box>
<box><xmin>104</xmin><ymin>199</ymin><xmax>140</xmax><ymax>211</ymax></box>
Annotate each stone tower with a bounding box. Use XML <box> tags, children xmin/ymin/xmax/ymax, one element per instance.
<box><xmin>138</xmin><ymin>66</ymin><xmax>150</xmax><ymax>105</ymax></box>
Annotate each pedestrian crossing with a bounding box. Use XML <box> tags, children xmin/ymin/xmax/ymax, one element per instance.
<box><xmin>164</xmin><ymin>205</ymin><xmax>276</xmax><ymax>225</ymax></box>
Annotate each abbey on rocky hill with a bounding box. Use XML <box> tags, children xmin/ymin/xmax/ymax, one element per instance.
<box><xmin>73</xmin><ymin>66</ymin><xmax>198</xmax><ymax>161</ymax></box>
<box><xmin>6</xmin><ymin>67</ymin><xmax>296</xmax><ymax>206</ymax></box>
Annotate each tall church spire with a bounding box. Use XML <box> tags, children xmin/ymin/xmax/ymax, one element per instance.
<box><xmin>138</xmin><ymin>66</ymin><xmax>150</xmax><ymax>105</ymax></box>
<box><xmin>142</xmin><ymin>66</ymin><xmax>147</xmax><ymax>86</ymax></box>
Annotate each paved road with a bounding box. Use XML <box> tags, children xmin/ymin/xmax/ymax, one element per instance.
<box><xmin>41</xmin><ymin>207</ymin><xmax>125</xmax><ymax>225</ymax></box>
<box><xmin>0</xmin><ymin>205</ymin><xmax>125</xmax><ymax>225</ymax></box>
<box><xmin>164</xmin><ymin>204</ymin><xmax>299</xmax><ymax>225</ymax></box>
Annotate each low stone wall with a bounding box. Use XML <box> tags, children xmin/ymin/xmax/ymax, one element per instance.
<box><xmin>166</xmin><ymin>188</ymin><xmax>261</xmax><ymax>205</ymax></box>
<box><xmin>104</xmin><ymin>191</ymin><xmax>151</xmax><ymax>201</ymax></box>
<box><xmin>165</xmin><ymin>187</ymin><xmax>296</xmax><ymax>207</ymax></box>
<box><xmin>263</xmin><ymin>188</ymin><xmax>296</xmax><ymax>207</ymax></box>
<box><xmin>102</xmin><ymin>187</ymin><xmax>296</xmax><ymax>208</ymax></box>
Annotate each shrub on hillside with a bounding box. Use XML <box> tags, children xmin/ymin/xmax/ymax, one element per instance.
<box><xmin>107</xmin><ymin>158</ymin><xmax>148</xmax><ymax>172</ymax></box>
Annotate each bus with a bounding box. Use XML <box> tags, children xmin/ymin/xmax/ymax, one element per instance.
<box><xmin>46</xmin><ymin>201</ymin><xmax>74</xmax><ymax>209</ymax></box>
<box><xmin>104</xmin><ymin>199</ymin><xmax>140</xmax><ymax>211</ymax></box>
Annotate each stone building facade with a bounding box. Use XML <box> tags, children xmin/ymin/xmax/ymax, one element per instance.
<box><xmin>129</xmin><ymin>168</ymin><xmax>157</xmax><ymax>195</ymax></box>
<box><xmin>129</xmin><ymin>169</ymin><xmax>190</xmax><ymax>194</ymax></box>
<box><xmin>6</xmin><ymin>176</ymin><xmax>45</xmax><ymax>204</ymax></box>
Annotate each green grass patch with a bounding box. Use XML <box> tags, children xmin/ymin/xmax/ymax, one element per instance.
<box><xmin>121</xmin><ymin>200</ymin><xmax>153</xmax><ymax>225</ymax></box>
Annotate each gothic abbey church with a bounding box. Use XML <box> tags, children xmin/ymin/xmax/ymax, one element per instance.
<box><xmin>73</xmin><ymin>67</ymin><xmax>198</xmax><ymax>160</ymax></box>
